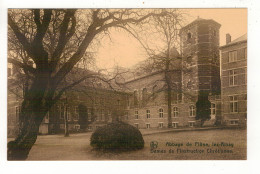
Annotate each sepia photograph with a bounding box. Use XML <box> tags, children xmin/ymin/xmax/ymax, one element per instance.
<box><xmin>6</xmin><ymin>8</ymin><xmax>248</xmax><ymax>161</ymax></box>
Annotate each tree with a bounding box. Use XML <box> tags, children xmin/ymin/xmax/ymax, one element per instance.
<box><xmin>195</xmin><ymin>91</ymin><xmax>211</xmax><ymax>127</ymax></box>
<box><xmin>121</xmin><ymin>9</ymin><xmax>185</xmax><ymax>128</ymax></box>
<box><xmin>7</xmin><ymin>9</ymin><xmax>168</xmax><ymax>160</ymax></box>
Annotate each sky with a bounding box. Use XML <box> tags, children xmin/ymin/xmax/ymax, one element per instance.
<box><xmin>96</xmin><ymin>8</ymin><xmax>247</xmax><ymax>70</ymax></box>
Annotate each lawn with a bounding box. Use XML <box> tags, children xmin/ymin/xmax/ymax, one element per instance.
<box><xmin>27</xmin><ymin>128</ymin><xmax>246</xmax><ymax>160</ymax></box>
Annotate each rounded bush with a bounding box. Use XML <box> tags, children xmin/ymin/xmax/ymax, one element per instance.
<box><xmin>90</xmin><ymin>122</ymin><xmax>144</xmax><ymax>151</ymax></box>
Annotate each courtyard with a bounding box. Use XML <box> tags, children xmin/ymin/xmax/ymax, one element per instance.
<box><xmin>26</xmin><ymin>128</ymin><xmax>246</xmax><ymax>160</ymax></box>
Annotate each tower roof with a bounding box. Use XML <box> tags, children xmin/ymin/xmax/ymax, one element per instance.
<box><xmin>180</xmin><ymin>18</ymin><xmax>221</xmax><ymax>32</ymax></box>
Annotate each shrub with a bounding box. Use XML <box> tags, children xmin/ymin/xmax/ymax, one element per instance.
<box><xmin>90</xmin><ymin>122</ymin><xmax>144</xmax><ymax>151</ymax></box>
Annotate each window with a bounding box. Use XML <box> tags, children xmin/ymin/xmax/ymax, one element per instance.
<box><xmin>187</xmin><ymin>32</ymin><xmax>192</xmax><ymax>40</ymax></box>
<box><xmin>135</xmin><ymin>110</ymin><xmax>139</xmax><ymax>119</ymax></box>
<box><xmin>159</xmin><ymin>122</ymin><xmax>164</xmax><ymax>128</ymax></box>
<box><xmin>228</xmin><ymin>51</ymin><xmax>237</xmax><ymax>62</ymax></box>
<box><xmin>213</xmin><ymin>30</ymin><xmax>216</xmax><ymax>36</ymax></box>
<box><xmin>189</xmin><ymin>105</ymin><xmax>195</xmax><ymax>117</ymax></box>
<box><xmin>74</xmin><ymin>124</ymin><xmax>80</xmax><ymax>131</ymax></box>
<box><xmin>173</xmin><ymin>107</ymin><xmax>179</xmax><ymax>117</ymax></box>
<box><xmin>229</xmin><ymin>69</ymin><xmax>238</xmax><ymax>86</ymax></box>
<box><xmin>146</xmin><ymin>110</ymin><xmax>151</xmax><ymax>119</ymax></box>
<box><xmin>159</xmin><ymin>108</ymin><xmax>164</xmax><ymax>118</ymax></box>
<box><xmin>146</xmin><ymin>123</ymin><xmax>150</xmax><ymax>129</ymax></box>
<box><xmin>74</xmin><ymin>106</ymin><xmax>79</xmax><ymax>120</ymax></box>
<box><xmin>189</xmin><ymin>121</ymin><xmax>195</xmax><ymax>127</ymax></box>
<box><xmin>88</xmin><ymin>126</ymin><xmax>92</xmax><ymax>131</ymax></box>
<box><xmin>134</xmin><ymin>123</ymin><xmax>139</xmax><ymax>129</ymax></box>
<box><xmin>230</xmin><ymin>120</ymin><xmax>239</xmax><ymax>125</ymax></box>
<box><xmin>172</xmin><ymin>122</ymin><xmax>178</xmax><ymax>128</ymax></box>
<box><xmin>211</xmin><ymin>103</ymin><xmax>216</xmax><ymax>116</ymax></box>
<box><xmin>172</xmin><ymin>92</ymin><xmax>182</xmax><ymax>104</ymax></box>
<box><xmin>229</xmin><ymin>96</ymin><xmax>238</xmax><ymax>113</ymax></box>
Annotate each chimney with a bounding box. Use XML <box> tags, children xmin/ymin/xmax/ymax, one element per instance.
<box><xmin>226</xmin><ymin>33</ymin><xmax>231</xmax><ymax>44</ymax></box>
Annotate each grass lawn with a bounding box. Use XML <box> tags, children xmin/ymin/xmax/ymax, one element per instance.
<box><xmin>27</xmin><ymin>128</ymin><xmax>246</xmax><ymax>160</ymax></box>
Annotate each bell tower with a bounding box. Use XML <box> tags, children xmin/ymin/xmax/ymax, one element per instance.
<box><xmin>180</xmin><ymin>18</ymin><xmax>221</xmax><ymax>101</ymax></box>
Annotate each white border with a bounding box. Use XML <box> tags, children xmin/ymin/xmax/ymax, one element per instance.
<box><xmin>1</xmin><ymin>0</ymin><xmax>260</xmax><ymax>174</ymax></box>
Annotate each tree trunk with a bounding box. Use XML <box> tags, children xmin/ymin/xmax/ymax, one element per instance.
<box><xmin>8</xmin><ymin>72</ymin><xmax>51</xmax><ymax>160</ymax></box>
<box><xmin>64</xmin><ymin>104</ymin><xmax>69</xmax><ymax>137</ymax></box>
<box><xmin>167</xmin><ymin>87</ymin><xmax>172</xmax><ymax>128</ymax></box>
<box><xmin>8</xmin><ymin>101</ymin><xmax>47</xmax><ymax>160</ymax></box>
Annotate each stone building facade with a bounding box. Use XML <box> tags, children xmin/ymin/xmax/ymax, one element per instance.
<box><xmin>219</xmin><ymin>34</ymin><xmax>247</xmax><ymax>126</ymax></box>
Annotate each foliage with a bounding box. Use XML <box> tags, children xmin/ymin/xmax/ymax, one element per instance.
<box><xmin>90</xmin><ymin>121</ymin><xmax>144</xmax><ymax>151</ymax></box>
<box><xmin>195</xmin><ymin>92</ymin><xmax>211</xmax><ymax>126</ymax></box>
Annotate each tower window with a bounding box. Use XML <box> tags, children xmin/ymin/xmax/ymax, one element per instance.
<box><xmin>187</xmin><ymin>32</ymin><xmax>192</xmax><ymax>40</ymax></box>
<box><xmin>213</xmin><ymin>30</ymin><xmax>217</xmax><ymax>36</ymax></box>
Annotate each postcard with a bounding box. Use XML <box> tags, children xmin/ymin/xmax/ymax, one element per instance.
<box><xmin>6</xmin><ymin>8</ymin><xmax>247</xmax><ymax>161</ymax></box>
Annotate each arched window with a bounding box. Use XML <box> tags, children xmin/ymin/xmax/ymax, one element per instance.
<box><xmin>159</xmin><ymin>108</ymin><xmax>164</xmax><ymax>118</ymax></box>
<box><xmin>173</xmin><ymin>107</ymin><xmax>179</xmax><ymax>117</ymax></box>
<box><xmin>189</xmin><ymin>105</ymin><xmax>195</xmax><ymax>117</ymax></box>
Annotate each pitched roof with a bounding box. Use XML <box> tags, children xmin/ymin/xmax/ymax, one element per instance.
<box><xmin>229</xmin><ymin>33</ymin><xmax>247</xmax><ymax>44</ymax></box>
<box><xmin>220</xmin><ymin>33</ymin><xmax>247</xmax><ymax>48</ymax></box>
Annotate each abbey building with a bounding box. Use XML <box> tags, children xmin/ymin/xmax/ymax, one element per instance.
<box><xmin>8</xmin><ymin>18</ymin><xmax>247</xmax><ymax>137</ymax></box>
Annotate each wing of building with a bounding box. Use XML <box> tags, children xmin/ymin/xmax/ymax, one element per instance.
<box><xmin>219</xmin><ymin>33</ymin><xmax>247</xmax><ymax>126</ymax></box>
